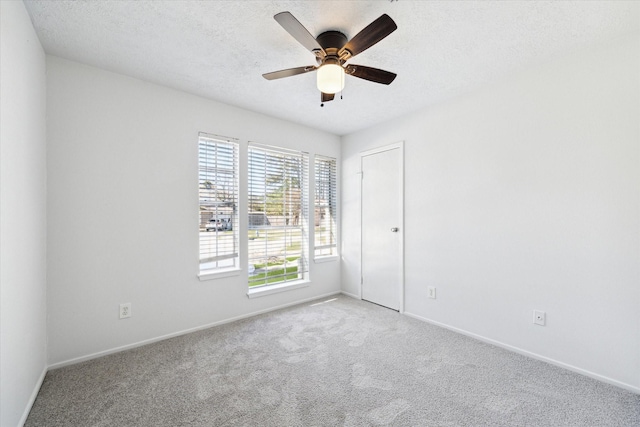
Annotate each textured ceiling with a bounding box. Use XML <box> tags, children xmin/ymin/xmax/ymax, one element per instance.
<box><xmin>24</xmin><ymin>0</ymin><xmax>639</xmax><ymax>136</ymax></box>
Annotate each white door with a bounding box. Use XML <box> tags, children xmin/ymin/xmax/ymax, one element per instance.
<box><xmin>361</xmin><ymin>144</ymin><xmax>403</xmax><ymax>311</ymax></box>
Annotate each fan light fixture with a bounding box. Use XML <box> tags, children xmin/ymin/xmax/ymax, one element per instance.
<box><xmin>316</xmin><ymin>63</ymin><xmax>344</xmax><ymax>94</ymax></box>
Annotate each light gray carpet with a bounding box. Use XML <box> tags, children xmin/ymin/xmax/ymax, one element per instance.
<box><xmin>26</xmin><ymin>295</ymin><xmax>640</xmax><ymax>426</ymax></box>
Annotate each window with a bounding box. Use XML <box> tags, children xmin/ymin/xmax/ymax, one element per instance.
<box><xmin>198</xmin><ymin>133</ymin><xmax>239</xmax><ymax>274</ymax></box>
<box><xmin>314</xmin><ymin>156</ymin><xmax>337</xmax><ymax>258</ymax></box>
<box><xmin>248</xmin><ymin>144</ymin><xmax>309</xmax><ymax>288</ymax></box>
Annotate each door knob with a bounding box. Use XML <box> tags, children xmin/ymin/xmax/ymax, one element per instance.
<box><xmin>391</xmin><ymin>227</ymin><xmax>399</xmax><ymax>232</ymax></box>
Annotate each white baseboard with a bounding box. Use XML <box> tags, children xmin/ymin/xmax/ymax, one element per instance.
<box><xmin>403</xmin><ymin>311</ymin><xmax>640</xmax><ymax>395</ymax></box>
<box><xmin>340</xmin><ymin>290</ymin><xmax>360</xmax><ymax>300</ymax></box>
<box><xmin>19</xmin><ymin>366</ymin><xmax>47</xmax><ymax>426</ymax></box>
<box><xmin>49</xmin><ymin>291</ymin><xmax>342</xmax><ymax>370</ymax></box>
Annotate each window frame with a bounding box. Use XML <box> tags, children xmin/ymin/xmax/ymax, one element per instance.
<box><xmin>314</xmin><ymin>155</ymin><xmax>338</xmax><ymax>261</ymax></box>
<box><xmin>197</xmin><ymin>133</ymin><xmax>240</xmax><ymax>280</ymax></box>
<box><xmin>246</xmin><ymin>143</ymin><xmax>310</xmax><ymax>292</ymax></box>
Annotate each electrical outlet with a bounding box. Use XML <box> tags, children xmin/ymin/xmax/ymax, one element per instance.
<box><xmin>119</xmin><ymin>303</ymin><xmax>132</xmax><ymax>319</ymax></box>
<box><xmin>427</xmin><ymin>286</ymin><xmax>436</xmax><ymax>299</ymax></box>
<box><xmin>533</xmin><ymin>310</ymin><xmax>545</xmax><ymax>326</ymax></box>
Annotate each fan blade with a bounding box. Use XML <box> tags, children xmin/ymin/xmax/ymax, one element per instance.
<box><xmin>262</xmin><ymin>66</ymin><xmax>316</xmax><ymax>80</ymax></box>
<box><xmin>321</xmin><ymin>92</ymin><xmax>335</xmax><ymax>103</ymax></box>
<box><xmin>274</xmin><ymin>12</ymin><xmax>325</xmax><ymax>56</ymax></box>
<box><xmin>339</xmin><ymin>14</ymin><xmax>397</xmax><ymax>58</ymax></box>
<box><xmin>345</xmin><ymin>65</ymin><xmax>396</xmax><ymax>85</ymax></box>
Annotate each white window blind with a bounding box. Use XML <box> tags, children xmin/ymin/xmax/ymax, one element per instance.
<box><xmin>248</xmin><ymin>144</ymin><xmax>309</xmax><ymax>288</ymax></box>
<box><xmin>314</xmin><ymin>156</ymin><xmax>337</xmax><ymax>258</ymax></box>
<box><xmin>198</xmin><ymin>133</ymin><xmax>239</xmax><ymax>273</ymax></box>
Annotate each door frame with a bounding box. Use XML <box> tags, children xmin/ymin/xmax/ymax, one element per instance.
<box><xmin>359</xmin><ymin>141</ymin><xmax>405</xmax><ymax>313</ymax></box>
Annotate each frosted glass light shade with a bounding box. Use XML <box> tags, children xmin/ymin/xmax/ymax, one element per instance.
<box><xmin>316</xmin><ymin>64</ymin><xmax>344</xmax><ymax>94</ymax></box>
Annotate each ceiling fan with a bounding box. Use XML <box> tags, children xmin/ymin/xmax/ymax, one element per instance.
<box><xmin>262</xmin><ymin>12</ymin><xmax>398</xmax><ymax>106</ymax></box>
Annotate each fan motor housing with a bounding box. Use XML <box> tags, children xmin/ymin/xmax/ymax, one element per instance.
<box><xmin>316</xmin><ymin>30</ymin><xmax>348</xmax><ymax>50</ymax></box>
<box><xmin>315</xmin><ymin>30</ymin><xmax>349</xmax><ymax>63</ymax></box>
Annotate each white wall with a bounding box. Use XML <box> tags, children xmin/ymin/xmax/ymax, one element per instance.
<box><xmin>342</xmin><ymin>35</ymin><xmax>640</xmax><ymax>392</ymax></box>
<box><xmin>46</xmin><ymin>56</ymin><xmax>341</xmax><ymax>366</ymax></box>
<box><xmin>0</xmin><ymin>1</ymin><xmax>48</xmax><ymax>425</ymax></box>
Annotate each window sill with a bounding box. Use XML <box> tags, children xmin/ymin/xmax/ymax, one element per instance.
<box><xmin>247</xmin><ymin>280</ymin><xmax>310</xmax><ymax>299</ymax></box>
<box><xmin>198</xmin><ymin>267</ymin><xmax>242</xmax><ymax>281</ymax></box>
<box><xmin>314</xmin><ymin>255</ymin><xmax>339</xmax><ymax>263</ymax></box>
